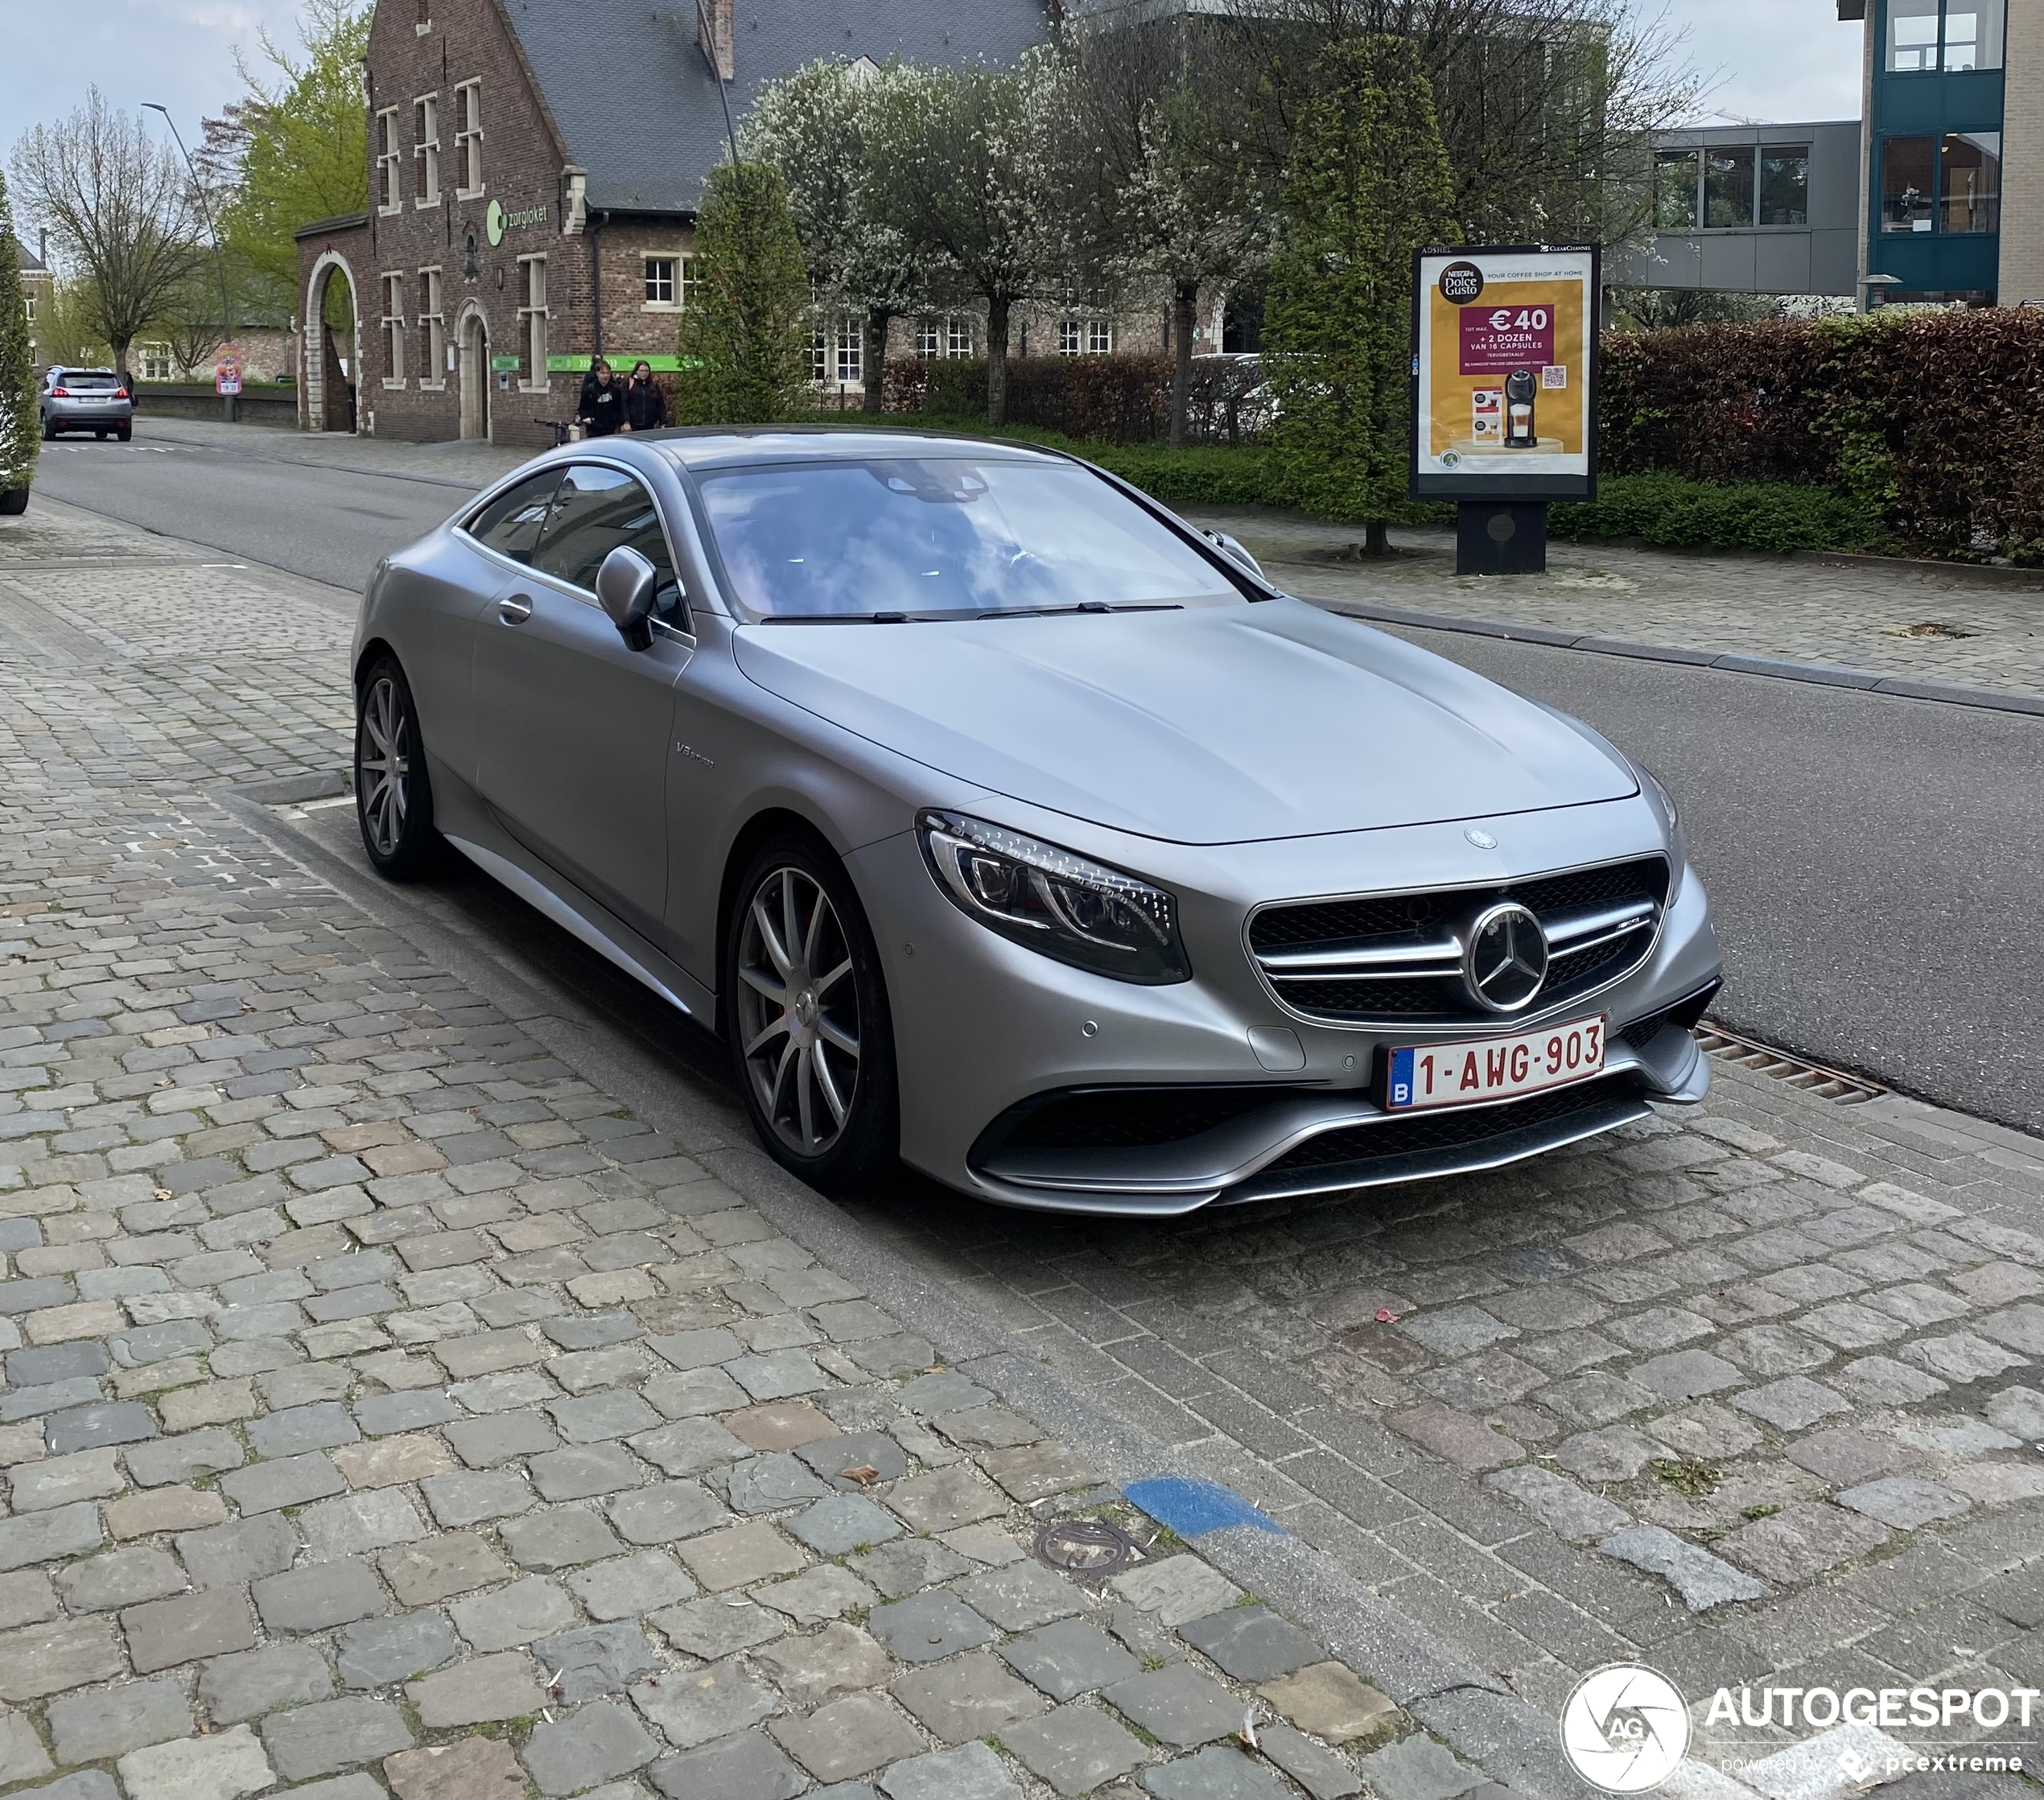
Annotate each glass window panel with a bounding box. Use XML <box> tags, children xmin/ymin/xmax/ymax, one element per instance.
<box><xmin>1881</xmin><ymin>136</ymin><xmax>1937</xmax><ymax>232</ymax></box>
<box><xmin>697</xmin><ymin>459</ymin><xmax>1238</xmax><ymax>619</ymax></box>
<box><xmin>1654</xmin><ymin>150</ymin><xmax>1700</xmax><ymax>229</ymax></box>
<box><xmin>1704</xmin><ymin>149</ymin><xmax>1755</xmax><ymax>227</ymax></box>
<box><xmin>1943</xmin><ymin>0</ymin><xmax>2005</xmax><ymax>68</ymax></box>
<box><xmin>1942</xmin><ymin>131</ymin><xmax>2001</xmax><ymax>232</ymax></box>
<box><xmin>1759</xmin><ymin>146</ymin><xmax>1810</xmax><ymax>225</ymax></box>
<box><xmin>466</xmin><ymin>471</ymin><xmax>562</xmax><ymax>563</ymax></box>
<box><xmin>1888</xmin><ymin>0</ymin><xmax>1940</xmax><ymax>69</ymax></box>
<box><xmin>531</xmin><ymin>464</ymin><xmax>682</xmax><ymax>607</ymax></box>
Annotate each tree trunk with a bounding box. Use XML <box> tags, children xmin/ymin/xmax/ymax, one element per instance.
<box><xmin>1365</xmin><ymin>520</ymin><xmax>1391</xmax><ymax>556</ymax></box>
<box><xmin>863</xmin><ymin>309</ymin><xmax>891</xmax><ymax>414</ymax></box>
<box><xmin>109</xmin><ymin>338</ymin><xmax>132</xmax><ymax>392</ymax></box>
<box><xmin>985</xmin><ymin>295</ymin><xmax>1010</xmax><ymax>428</ymax></box>
<box><xmin>1169</xmin><ymin>280</ymin><xmax>1197</xmax><ymax>452</ymax></box>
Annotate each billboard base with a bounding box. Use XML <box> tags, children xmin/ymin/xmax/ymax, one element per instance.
<box><xmin>1456</xmin><ymin>501</ymin><xmax>1548</xmax><ymax>575</ymax></box>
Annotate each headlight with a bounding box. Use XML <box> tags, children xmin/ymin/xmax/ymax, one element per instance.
<box><xmin>917</xmin><ymin>811</ymin><xmax>1190</xmax><ymax>984</ymax></box>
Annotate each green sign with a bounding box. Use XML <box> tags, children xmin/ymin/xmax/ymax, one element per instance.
<box><xmin>545</xmin><ymin>353</ymin><xmax>703</xmax><ymax>373</ymax></box>
<box><xmin>490</xmin><ymin>354</ymin><xmax>521</xmax><ymax>373</ymax></box>
<box><xmin>484</xmin><ymin>198</ymin><xmax>550</xmax><ymax>245</ymax></box>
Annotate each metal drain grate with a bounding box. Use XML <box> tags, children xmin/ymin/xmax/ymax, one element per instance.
<box><xmin>1696</xmin><ymin>1022</ymin><xmax>1886</xmax><ymax>1105</ymax></box>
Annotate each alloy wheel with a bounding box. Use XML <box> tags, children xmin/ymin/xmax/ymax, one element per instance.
<box><xmin>358</xmin><ymin>673</ymin><xmax>413</xmax><ymax>859</ymax></box>
<box><xmin>735</xmin><ymin>866</ymin><xmax>862</xmax><ymax>1157</ymax></box>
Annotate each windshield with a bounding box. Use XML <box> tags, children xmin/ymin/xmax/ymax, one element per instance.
<box><xmin>694</xmin><ymin>457</ymin><xmax>1241</xmax><ymax>618</ymax></box>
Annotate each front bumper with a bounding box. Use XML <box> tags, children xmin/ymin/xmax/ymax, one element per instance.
<box><xmin>853</xmin><ymin>797</ymin><xmax>1722</xmax><ymax>1217</ymax></box>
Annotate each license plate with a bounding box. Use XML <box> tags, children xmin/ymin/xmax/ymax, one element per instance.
<box><xmin>1386</xmin><ymin>1015</ymin><xmax>1606</xmax><ymax>1112</ymax></box>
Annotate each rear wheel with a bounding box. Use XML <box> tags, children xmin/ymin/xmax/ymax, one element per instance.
<box><xmin>725</xmin><ymin>836</ymin><xmax>898</xmax><ymax>1193</ymax></box>
<box><xmin>115</xmin><ymin>425</ymin><xmax>130</xmax><ymax>443</ymax></box>
<box><xmin>354</xmin><ymin>656</ymin><xmax>439</xmax><ymax>879</ymax></box>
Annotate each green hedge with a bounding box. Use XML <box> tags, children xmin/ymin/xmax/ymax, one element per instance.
<box><xmin>1551</xmin><ymin>472</ymin><xmax>1883</xmax><ymax>555</ymax></box>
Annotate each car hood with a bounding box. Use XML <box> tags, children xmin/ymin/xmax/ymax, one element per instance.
<box><xmin>731</xmin><ymin>599</ymin><xmax>1635</xmax><ymax>845</ymax></box>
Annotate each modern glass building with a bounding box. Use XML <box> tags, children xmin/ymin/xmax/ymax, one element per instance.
<box><xmin>1845</xmin><ymin>0</ymin><xmax>2022</xmax><ymax>303</ymax></box>
<box><xmin>1615</xmin><ymin>1</ymin><xmax>2040</xmax><ymax>309</ymax></box>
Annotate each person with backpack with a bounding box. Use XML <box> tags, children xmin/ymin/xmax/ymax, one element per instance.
<box><xmin>624</xmin><ymin>360</ymin><xmax>668</xmax><ymax>432</ymax></box>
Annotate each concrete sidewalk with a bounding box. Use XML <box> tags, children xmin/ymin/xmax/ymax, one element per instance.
<box><xmin>1184</xmin><ymin>509</ymin><xmax>2044</xmax><ymax>707</ymax></box>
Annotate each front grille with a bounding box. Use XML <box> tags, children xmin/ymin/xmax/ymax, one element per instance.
<box><xmin>1259</xmin><ymin>1077</ymin><xmax>1626</xmax><ymax>1175</ymax></box>
<box><xmin>1249</xmin><ymin>855</ymin><xmax>1669</xmax><ymax>1028</ymax></box>
<box><xmin>995</xmin><ymin>1086</ymin><xmax>1289</xmax><ymax>1152</ymax></box>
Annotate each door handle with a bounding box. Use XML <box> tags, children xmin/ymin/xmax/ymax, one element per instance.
<box><xmin>497</xmin><ymin>594</ymin><xmax>533</xmax><ymax>625</ymax></box>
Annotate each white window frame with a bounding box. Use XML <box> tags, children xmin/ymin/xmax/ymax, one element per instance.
<box><xmin>454</xmin><ymin>80</ymin><xmax>484</xmax><ymax>199</ymax></box>
<box><xmin>23</xmin><ymin>292</ymin><xmax>35</xmax><ymax>324</ymax></box>
<box><xmin>1088</xmin><ymin>319</ymin><xmax>1115</xmax><ymax>356</ymax></box>
<box><xmin>419</xmin><ymin>266</ymin><xmax>446</xmax><ymax>390</ymax></box>
<box><xmin>140</xmin><ymin>343</ymin><xmax>173</xmax><ymax>381</ymax></box>
<box><xmin>946</xmin><ymin>316</ymin><xmax>974</xmax><ymax>358</ymax></box>
<box><xmin>1057</xmin><ymin>319</ymin><xmax>1082</xmax><ymax>356</ymax></box>
<box><xmin>517</xmin><ymin>253</ymin><xmax>548</xmax><ymax>392</ymax></box>
<box><xmin>376</xmin><ymin>107</ymin><xmax>402</xmax><ymax>213</ymax></box>
<box><xmin>381</xmin><ymin>274</ymin><xmax>407</xmax><ymax>387</ymax></box>
<box><xmin>644</xmin><ymin>254</ymin><xmax>678</xmax><ymax>310</ymax></box>
<box><xmin>832</xmin><ymin>314</ymin><xmax>861</xmax><ymax>387</ymax></box>
<box><xmin>915</xmin><ymin>318</ymin><xmax>940</xmax><ymax>359</ymax></box>
<box><xmin>414</xmin><ymin>93</ymin><xmax>440</xmax><ymax>207</ymax></box>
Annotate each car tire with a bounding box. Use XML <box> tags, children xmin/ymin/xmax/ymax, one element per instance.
<box><xmin>0</xmin><ymin>488</ymin><xmax>27</xmax><ymax>516</ymax></box>
<box><xmin>354</xmin><ymin>655</ymin><xmax>439</xmax><ymax>880</ymax></box>
<box><xmin>116</xmin><ymin>426</ymin><xmax>131</xmax><ymax>443</ymax></box>
<box><xmin>725</xmin><ymin>834</ymin><xmax>899</xmax><ymax>1195</ymax></box>
<box><xmin>39</xmin><ymin>418</ymin><xmax>56</xmax><ymax>440</ymax></box>
<box><xmin>94</xmin><ymin>430</ymin><xmax>107</xmax><ymax>440</ymax></box>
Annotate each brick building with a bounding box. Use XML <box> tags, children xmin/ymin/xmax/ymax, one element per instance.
<box><xmin>17</xmin><ymin>238</ymin><xmax>52</xmax><ymax>374</ymax></box>
<box><xmin>301</xmin><ymin>0</ymin><xmax>1046</xmax><ymax>446</ymax></box>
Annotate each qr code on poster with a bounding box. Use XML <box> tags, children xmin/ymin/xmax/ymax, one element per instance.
<box><xmin>1541</xmin><ymin>365</ymin><xmax>1568</xmax><ymax>389</ymax></box>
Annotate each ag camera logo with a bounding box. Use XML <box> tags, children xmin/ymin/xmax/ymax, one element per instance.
<box><xmin>1560</xmin><ymin>1664</ymin><xmax>1691</xmax><ymax>1792</ymax></box>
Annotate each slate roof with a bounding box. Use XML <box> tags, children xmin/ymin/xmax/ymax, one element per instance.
<box><xmin>502</xmin><ymin>0</ymin><xmax>1050</xmax><ymax>215</ymax></box>
<box><xmin>16</xmin><ymin>241</ymin><xmax>47</xmax><ymax>274</ymax></box>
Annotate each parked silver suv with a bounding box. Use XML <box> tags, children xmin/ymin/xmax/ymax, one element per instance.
<box><xmin>40</xmin><ymin>368</ymin><xmax>134</xmax><ymax>441</ymax></box>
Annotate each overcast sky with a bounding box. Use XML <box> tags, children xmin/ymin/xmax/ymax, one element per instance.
<box><xmin>1</xmin><ymin>0</ymin><xmax>1862</xmax><ymax>241</ymax></box>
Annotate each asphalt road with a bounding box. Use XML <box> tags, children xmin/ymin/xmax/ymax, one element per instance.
<box><xmin>30</xmin><ymin>420</ymin><xmax>482</xmax><ymax>592</ymax></box>
<box><xmin>31</xmin><ymin>428</ymin><xmax>2043</xmax><ymax>1133</ymax></box>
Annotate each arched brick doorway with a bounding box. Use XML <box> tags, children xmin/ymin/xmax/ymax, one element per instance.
<box><xmin>303</xmin><ymin>253</ymin><xmax>361</xmax><ymax>434</ymax></box>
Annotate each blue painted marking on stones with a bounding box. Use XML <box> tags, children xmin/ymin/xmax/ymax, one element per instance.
<box><xmin>1125</xmin><ymin>1477</ymin><xmax>1285</xmax><ymax>1538</ymax></box>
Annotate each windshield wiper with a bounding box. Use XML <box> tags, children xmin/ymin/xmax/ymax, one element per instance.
<box><xmin>975</xmin><ymin>601</ymin><xmax>1185</xmax><ymax>620</ymax></box>
<box><xmin>758</xmin><ymin>611</ymin><xmax>919</xmax><ymax>624</ymax></box>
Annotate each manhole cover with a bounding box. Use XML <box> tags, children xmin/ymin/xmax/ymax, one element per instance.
<box><xmin>1033</xmin><ymin>1518</ymin><xmax>1138</xmax><ymax>1578</ymax></box>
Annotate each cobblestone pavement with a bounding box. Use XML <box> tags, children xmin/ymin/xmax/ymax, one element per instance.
<box><xmin>1182</xmin><ymin>510</ymin><xmax>2044</xmax><ymax>705</ymax></box>
<box><xmin>0</xmin><ymin>500</ymin><xmax>1500</xmax><ymax>1800</ymax></box>
<box><xmin>4</xmin><ymin>495</ymin><xmax>2042</xmax><ymax>1800</ymax></box>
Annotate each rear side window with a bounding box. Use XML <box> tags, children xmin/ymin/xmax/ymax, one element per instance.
<box><xmin>466</xmin><ymin>470</ymin><xmax>562</xmax><ymax>564</ymax></box>
<box><xmin>530</xmin><ymin>463</ymin><xmax>682</xmax><ymax>611</ymax></box>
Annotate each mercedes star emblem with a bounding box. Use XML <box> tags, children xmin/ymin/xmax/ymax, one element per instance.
<box><xmin>1462</xmin><ymin>900</ymin><xmax>1548</xmax><ymax>1012</ymax></box>
<box><xmin>1465</xmin><ymin>828</ymin><xmax>1498</xmax><ymax>849</ymax></box>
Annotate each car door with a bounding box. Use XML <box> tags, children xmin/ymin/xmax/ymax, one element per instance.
<box><xmin>472</xmin><ymin>461</ymin><xmax>690</xmax><ymax>942</ymax></box>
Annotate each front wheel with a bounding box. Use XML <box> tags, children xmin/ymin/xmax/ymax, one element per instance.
<box><xmin>725</xmin><ymin>836</ymin><xmax>898</xmax><ymax>1194</ymax></box>
<box><xmin>354</xmin><ymin>656</ymin><xmax>439</xmax><ymax>879</ymax></box>
<box><xmin>40</xmin><ymin>418</ymin><xmax>56</xmax><ymax>440</ymax></box>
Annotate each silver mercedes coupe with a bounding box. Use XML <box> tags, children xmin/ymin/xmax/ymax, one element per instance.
<box><xmin>352</xmin><ymin>429</ymin><xmax>1722</xmax><ymax>1215</ymax></box>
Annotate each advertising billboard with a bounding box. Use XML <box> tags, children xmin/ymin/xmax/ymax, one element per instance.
<box><xmin>1411</xmin><ymin>245</ymin><xmax>1598</xmax><ymax>502</ymax></box>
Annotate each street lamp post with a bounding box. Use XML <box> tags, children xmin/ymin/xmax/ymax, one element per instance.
<box><xmin>143</xmin><ymin>103</ymin><xmax>237</xmax><ymax>422</ymax></box>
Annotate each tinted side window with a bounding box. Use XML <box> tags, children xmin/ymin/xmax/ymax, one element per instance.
<box><xmin>530</xmin><ymin>463</ymin><xmax>683</xmax><ymax>613</ymax></box>
<box><xmin>467</xmin><ymin>471</ymin><xmax>563</xmax><ymax>564</ymax></box>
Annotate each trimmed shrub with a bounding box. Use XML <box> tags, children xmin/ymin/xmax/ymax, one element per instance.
<box><xmin>1551</xmin><ymin>473</ymin><xmax>1882</xmax><ymax>554</ymax></box>
<box><xmin>1599</xmin><ymin>309</ymin><xmax>2044</xmax><ymax>558</ymax></box>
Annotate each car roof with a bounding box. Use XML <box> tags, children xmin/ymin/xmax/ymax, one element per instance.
<box><xmin>645</xmin><ymin>426</ymin><xmax>1069</xmax><ymax>472</ymax></box>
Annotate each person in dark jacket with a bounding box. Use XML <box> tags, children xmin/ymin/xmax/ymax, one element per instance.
<box><xmin>577</xmin><ymin>357</ymin><xmax>626</xmax><ymax>437</ymax></box>
<box><xmin>624</xmin><ymin>360</ymin><xmax>668</xmax><ymax>432</ymax></box>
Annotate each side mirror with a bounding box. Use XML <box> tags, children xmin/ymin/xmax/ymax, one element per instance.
<box><xmin>595</xmin><ymin>545</ymin><xmax>659</xmax><ymax>649</ymax></box>
<box><xmin>1205</xmin><ymin>529</ymin><xmax>1265</xmax><ymax>580</ymax></box>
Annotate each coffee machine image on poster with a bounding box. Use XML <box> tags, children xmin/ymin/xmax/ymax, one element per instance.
<box><xmin>1411</xmin><ymin>245</ymin><xmax>1597</xmax><ymax>501</ymax></box>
